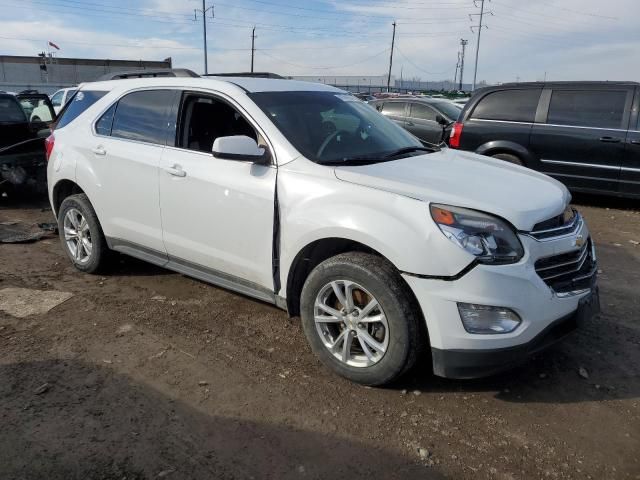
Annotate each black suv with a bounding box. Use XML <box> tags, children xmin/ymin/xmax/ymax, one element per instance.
<box><xmin>450</xmin><ymin>81</ymin><xmax>640</xmax><ymax>198</ymax></box>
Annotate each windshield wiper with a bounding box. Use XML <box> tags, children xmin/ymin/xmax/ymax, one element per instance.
<box><xmin>318</xmin><ymin>156</ymin><xmax>385</xmax><ymax>166</ymax></box>
<box><xmin>383</xmin><ymin>146</ymin><xmax>439</xmax><ymax>159</ymax></box>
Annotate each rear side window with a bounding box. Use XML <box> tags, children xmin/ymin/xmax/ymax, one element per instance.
<box><xmin>56</xmin><ymin>90</ymin><xmax>107</xmax><ymax>129</ymax></box>
<box><xmin>471</xmin><ymin>89</ymin><xmax>541</xmax><ymax>122</ymax></box>
<box><xmin>547</xmin><ymin>90</ymin><xmax>628</xmax><ymax>129</ymax></box>
<box><xmin>382</xmin><ymin>102</ymin><xmax>406</xmax><ymax>117</ymax></box>
<box><xmin>0</xmin><ymin>96</ymin><xmax>27</xmax><ymax>122</ymax></box>
<box><xmin>95</xmin><ymin>104</ymin><xmax>116</xmax><ymax>136</ymax></box>
<box><xmin>111</xmin><ymin>90</ymin><xmax>174</xmax><ymax>145</ymax></box>
<box><xmin>409</xmin><ymin>103</ymin><xmax>436</xmax><ymax>121</ymax></box>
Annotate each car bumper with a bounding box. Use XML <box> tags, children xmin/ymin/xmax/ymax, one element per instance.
<box><xmin>402</xmin><ymin>217</ymin><xmax>599</xmax><ymax>378</ymax></box>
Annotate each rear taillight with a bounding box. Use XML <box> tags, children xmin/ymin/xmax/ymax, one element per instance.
<box><xmin>449</xmin><ymin>122</ymin><xmax>463</xmax><ymax>148</ymax></box>
<box><xmin>45</xmin><ymin>133</ymin><xmax>55</xmax><ymax>162</ymax></box>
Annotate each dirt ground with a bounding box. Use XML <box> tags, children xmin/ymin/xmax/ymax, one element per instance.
<box><xmin>1</xmin><ymin>193</ymin><xmax>639</xmax><ymax>480</ymax></box>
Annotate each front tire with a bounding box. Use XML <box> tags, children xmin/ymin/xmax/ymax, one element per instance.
<box><xmin>58</xmin><ymin>193</ymin><xmax>108</xmax><ymax>273</ymax></box>
<box><xmin>300</xmin><ymin>252</ymin><xmax>424</xmax><ymax>386</ymax></box>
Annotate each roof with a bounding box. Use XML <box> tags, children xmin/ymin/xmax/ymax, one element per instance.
<box><xmin>487</xmin><ymin>81</ymin><xmax>640</xmax><ymax>88</ymax></box>
<box><xmin>78</xmin><ymin>76</ymin><xmax>344</xmax><ymax>94</ymax></box>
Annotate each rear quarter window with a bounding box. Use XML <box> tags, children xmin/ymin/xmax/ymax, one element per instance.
<box><xmin>55</xmin><ymin>90</ymin><xmax>108</xmax><ymax>129</ymax></box>
<box><xmin>547</xmin><ymin>90</ymin><xmax>628</xmax><ymax>129</ymax></box>
<box><xmin>471</xmin><ymin>89</ymin><xmax>541</xmax><ymax>123</ymax></box>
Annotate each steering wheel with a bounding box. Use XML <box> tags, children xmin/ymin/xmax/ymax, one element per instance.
<box><xmin>317</xmin><ymin>129</ymin><xmax>350</xmax><ymax>158</ymax></box>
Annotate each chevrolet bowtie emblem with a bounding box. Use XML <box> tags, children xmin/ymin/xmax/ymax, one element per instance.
<box><xmin>575</xmin><ymin>235</ymin><xmax>585</xmax><ymax>247</ymax></box>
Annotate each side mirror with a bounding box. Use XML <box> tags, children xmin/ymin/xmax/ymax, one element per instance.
<box><xmin>212</xmin><ymin>135</ymin><xmax>270</xmax><ymax>165</ymax></box>
<box><xmin>436</xmin><ymin>114</ymin><xmax>449</xmax><ymax>126</ymax></box>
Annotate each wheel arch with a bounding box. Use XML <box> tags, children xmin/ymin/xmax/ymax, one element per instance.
<box><xmin>474</xmin><ymin>140</ymin><xmax>535</xmax><ymax>166</ymax></box>
<box><xmin>52</xmin><ymin>179</ymin><xmax>86</xmax><ymax>217</ymax></box>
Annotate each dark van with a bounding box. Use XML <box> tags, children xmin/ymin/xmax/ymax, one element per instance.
<box><xmin>450</xmin><ymin>81</ymin><xmax>640</xmax><ymax>198</ymax></box>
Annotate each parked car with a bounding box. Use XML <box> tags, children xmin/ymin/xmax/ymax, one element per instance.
<box><xmin>450</xmin><ymin>81</ymin><xmax>640</xmax><ymax>198</ymax></box>
<box><xmin>370</xmin><ymin>97</ymin><xmax>461</xmax><ymax>144</ymax></box>
<box><xmin>1</xmin><ymin>92</ymin><xmax>55</xmax><ymax>194</ymax></box>
<box><xmin>46</xmin><ymin>76</ymin><xmax>599</xmax><ymax>386</ymax></box>
<box><xmin>50</xmin><ymin>87</ymin><xmax>78</xmax><ymax>115</ymax></box>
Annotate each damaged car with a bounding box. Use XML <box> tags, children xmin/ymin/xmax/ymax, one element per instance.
<box><xmin>0</xmin><ymin>92</ymin><xmax>56</xmax><ymax>195</ymax></box>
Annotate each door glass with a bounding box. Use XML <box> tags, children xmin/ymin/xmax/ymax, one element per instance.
<box><xmin>547</xmin><ymin>90</ymin><xmax>627</xmax><ymax>129</ymax></box>
<box><xmin>111</xmin><ymin>90</ymin><xmax>174</xmax><ymax>145</ymax></box>
<box><xmin>381</xmin><ymin>102</ymin><xmax>406</xmax><ymax>117</ymax></box>
<box><xmin>409</xmin><ymin>103</ymin><xmax>436</xmax><ymax>121</ymax></box>
<box><xmin>50</xmin><ymin>91</ymin><xmax>64</xmax><ymax>107</ymax></box>
<box><xmin>95</xmin><ymin>104</ymin><xmax>117</xmax><ymax>136</ymax></box>
<box><xmin>472</xmin><ymin>89</ymin><xmax>541</xmax><ymax>122</ymax></box>
<box><xmin>177</xmin><ymin>94</ymin><xmax>257</xmax><ymax>153</ymax></box>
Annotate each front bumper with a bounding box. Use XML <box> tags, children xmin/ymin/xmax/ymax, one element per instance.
<box><xmin>431</xmin><ymin>287</ymin><xmax>599</xmax><ymax>379</ymax></box>
<box><xmin>403</xmin><ymin>215</ymin><xmax>599</xmax><ymax>378</ymax></box>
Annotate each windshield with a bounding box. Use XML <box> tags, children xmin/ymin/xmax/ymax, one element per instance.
<box><xmin>0</xmin><ymin>95</ymin><xmax>27</xmax><ymax>123</ymax></box>
<box><xmin>432</xmin><ymin>101</ymin><xmax>462</xmax><ymax>120</ymax></box>
<box><xmin>249</xmin><ymin>91</ymin><xmax>424</xmax><ymax>164</ymax></box>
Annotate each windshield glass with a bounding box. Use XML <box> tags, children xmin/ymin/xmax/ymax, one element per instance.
<box><xmin>249</xmin><ymin>91</ymin><xmax>424</xmax><ymax>163</ymax></box>
<box><xmin>432</xmin><ymin>101</ymin><xmax>462</xmax><ymax>120</ymax></box>
<box><xmin>0</xmin><ymin>96</ymin><xmax>27</xmax><ymax>123</ymax></box>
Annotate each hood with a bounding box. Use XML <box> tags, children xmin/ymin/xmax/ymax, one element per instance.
<box><xmin>333</xmin><ymin>148</ymin><xmax>570</xmax><ymax>231</ymax></box>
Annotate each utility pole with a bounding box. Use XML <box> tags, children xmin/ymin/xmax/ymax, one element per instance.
<box><xmin>454</xmin><ymin>51</ymin><xmax>460</xmax><ymax>90</ymax></box>
<box><xmin>251</xmin><ymin>26</ymin><xmax>256</xmax><ymax>73</ymax></box>
<box><xmin>459</xmin><ymin>39</ymin><xmax>468</xmax><ymax>91</ymax></box>
<box><xmin>194</xmin><ymin>1</ymin><xmax>214</xmax><ymax>75</ymax></box>
<box><xmin>387</xmin><ymin>21</ymin><xmax>396</xmax><ymax>93</ymax></box>
<box><xmin>470</xmin><ymin>0</ymin><xmax>491</xmax><ymax>91</ymax></box>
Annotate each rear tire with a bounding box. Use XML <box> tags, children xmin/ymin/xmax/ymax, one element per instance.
<box><xmin>58</xmin><ymin>193</ymin><xmax>109</xmax><ymax>274</ymax></box>
<box><xmin>300</xmin><ymin>252</ymin><xmax>425</xmax><ymax>386</ymax></box>
<box><xmin>492</xmin><ymin>153</ymin><xmax>523</xmax><ymax>166</ymax></box>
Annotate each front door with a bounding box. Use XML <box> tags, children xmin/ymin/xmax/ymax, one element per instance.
<box><xmin>159</xmin><ymin>91</ymin><xmax>277</xmax><ymax>291</ymax></box>
<box><xmin>530</xmin><ymin>87</ymin><xmax>633</xmax><ymax>194</ymax></box>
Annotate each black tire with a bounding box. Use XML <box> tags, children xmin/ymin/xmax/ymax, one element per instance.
<box><xmin>57</xmin><ymin>193</ymin><xmax>109</xmax><ymax>274</ymax></box>
<box><xmin>492</xmin><ymin>153</ymin><xmax>523</xmax><ymax>166</ymax></box>
<box><xmin>300</xmin><ymin>252</ymin><xmax>425</xmax><ymax>386</ymax></box>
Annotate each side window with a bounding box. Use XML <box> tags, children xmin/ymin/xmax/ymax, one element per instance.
<box><xmin>51</xmin><ymin>91</ymin><xmax>64</xmax><ymax>107</ymax></box>
<box><xmin>95</xmin><ymin>104</ymin><xmax>117</xmax><ymax>136</ymax></box>
<box><xmin>547</xmin><ymin>90</ymin><xmax>628</xmax><ymax>129</ymax></box>
<box><xmin>55</xmin><ymin>90</ymin><xmax>107</xmax><ymax>129</ymax></box>
<box><xmin>471</xmin><ymin>89</ymin><xmax>541</xmax><ymax>122</ymax></box>
<box><xmin>381</xmin><ymin>102</ymin><xmax>406</xmax><ymax>117</ymax></box>
<box><xmin>409</xmin><ymin>103</ymin><xmax>437</xmax><ymax>121</ymax></box>
<box><xmin>111</xmin><ymin>90</ymin><xmax>174</xmax><ymax>145</ymax></box>
<box><xmin>177</xmin><ymin>94</ymin><xmax>257</xmax><ymax>153</ymax></box>
<box><xmin>65</xmin><ymin>89</ymin><xmax>78</xmax><ymax>105</ymax></box>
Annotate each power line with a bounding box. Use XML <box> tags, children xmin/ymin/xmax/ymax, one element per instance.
<box><xmin>395</xmin><ymin>46</ymin><xmax>456</xmax><ymax>76</ymax></box>
<box><xmin>258</xmin><ymin>48</ymin><xmax>389</xmax><ymax>71</ymax></box>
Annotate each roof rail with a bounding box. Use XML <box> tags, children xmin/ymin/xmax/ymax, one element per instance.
<box><xmin>203</xmin><ymin>72</ymin><xmax>285</xmax><ymax>79</ymax></box>
<box><xmin>98</xmin><ymin>68</ymin><xmax>199</xmax><ymax>81</ymax></box>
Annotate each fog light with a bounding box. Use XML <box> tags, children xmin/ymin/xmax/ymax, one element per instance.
<box><xmin>457</xmin><ymin>303</ymin><xmax>521</xmax><ymax>334</ymax></box>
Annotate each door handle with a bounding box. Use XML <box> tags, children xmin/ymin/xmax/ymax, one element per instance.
<box><xmin>599</xmin><ymin>136</ymin><xmax>621</xmax><ymax>143</ymax></box>
<box><xmin>91</xmin><ymin>146</ymin><xmax>106</xmax><ymax>156</ymax></box>
<box><xmin>165</xmin><ymin>164</ymin><xmax>186</xmax><ymax>177</ymax></box>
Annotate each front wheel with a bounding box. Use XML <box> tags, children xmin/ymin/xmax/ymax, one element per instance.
<box><xmin>300</xmin><ymin>252</ymin><xmax>425</xmax><ymax>386</ymax></box>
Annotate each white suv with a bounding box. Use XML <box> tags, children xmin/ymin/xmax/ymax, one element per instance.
<box><xmin>46</xmin><ymin>76</ymin><xmax>599</xmax><ymax>385</ymax></box>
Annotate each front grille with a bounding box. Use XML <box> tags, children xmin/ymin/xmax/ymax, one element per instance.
<box><xmin>534</xmin><ymin>238</ymin><xmax>597</xmax><ymax>293</ymax></box>
<box><xmin>529</xmin><ymin>209</ymin><xmax>581</xmax><ymax>240</ymax></box>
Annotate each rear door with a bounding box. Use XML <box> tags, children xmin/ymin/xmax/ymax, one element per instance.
<box><xmin>405</xmin><ymin>102</ymin><xmax>442</xmax><ymax>143</ymax></box>
<box><xmin>621</xmin><ymin>87</ymin><xmax>640</xmax><ymax>196</ymax></box>
<box><xmin>530</xmin><ymin>87</ymin><xmax>633</xmax><ymax>194</ymax></box>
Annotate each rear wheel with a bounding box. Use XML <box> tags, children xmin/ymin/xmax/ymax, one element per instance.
<box><xmin>300</xmin><ymin>252</ymin><xmax>424</xmax><ymax>386</ymax></box>
<box><xmin>492</xmin><ymin>153</ymin><xmax>523</xmax><ymax>166</ymax></box>
<box><xmin>58</xmin><ymin>194</ymin><xmax>109</xmax><ymax>273</ymax></box>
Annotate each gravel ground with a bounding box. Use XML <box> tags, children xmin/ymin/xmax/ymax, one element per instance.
<box><xmin>0</xmin><ymin>193</ymin><xmax>639</xmax><ymax>480</ymax></box>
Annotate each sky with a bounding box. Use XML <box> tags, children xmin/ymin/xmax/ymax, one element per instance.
<box><xmin>0</xmin><ymin>0</ymin><xmax>638</xmax><ymax>84</ymax></box>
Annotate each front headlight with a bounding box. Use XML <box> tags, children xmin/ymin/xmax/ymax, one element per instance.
<box><xmin>430</xmin><ymin>204</ymin><xmax>524</xmax><ymax>264</ymax></box>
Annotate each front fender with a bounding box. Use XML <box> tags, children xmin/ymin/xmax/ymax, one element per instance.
<box><xmin>278</xmin><ymin>167</ymin><xmax>474</xmax><ymax>291</ymax></box>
